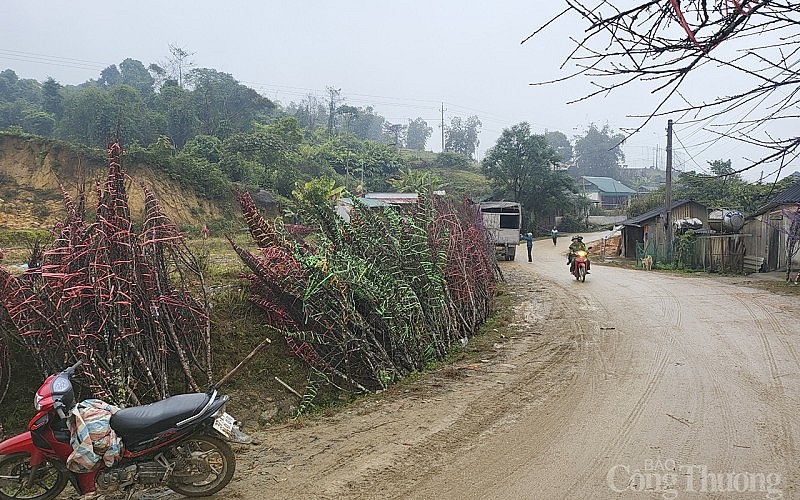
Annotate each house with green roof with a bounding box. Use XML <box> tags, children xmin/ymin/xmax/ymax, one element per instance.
<box><xmin>576</xmin><ymin>176</ymin><xmax>637</xmax><ymax>209</ymax></box>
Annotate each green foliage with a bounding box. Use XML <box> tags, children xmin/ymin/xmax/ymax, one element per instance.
<box><xmin>544</xmin><ymin>130</ymin><xmax>573</xmax><ymax>165</ymax></box>
<box><xmin>626</xmin><ymin>188</ymin><xmax>665</xmax><ymax>217</ymax></box>
<box><xmin>0</xmin><ymin>229</ymin><xmax>52</xmax><ymax>247</ymax></box>
<box><xmin>434</xmin><ymin>151</ymin><xmax>474</xmax><ymax>170</ymax></box>
<box><xmin>405</xmin><ymin>117</ymin><xmax>432</xmax><ymax>150</ymax></box>
<box><xmin>482</xmin><ymin>122</ymin><xmax>577</xmax><ymax>226</ymax></box>
<box><xmin>572</xmin><ymin>124</ymin><xmax>626</xmax><ymax>177</ymax></box>
<box><xmin>558</xmin><ymin>212</ymin><xmax>587</xmax><ymax>232</ymax></box>
<box><xmin>57</xmin><ymin>86</ymin><xmax>116</xmax><ymax>145</ymax></box>
<box><xmin>128</xmin><ymin>139</ymin><xmax>231</xmax><ymax>198</ymax></box>
<box><xmin>308</xmin><ymin>135</ymin><xmax>406</xmax><ymax>191</ymax></box>
<box><xmin>671</xmin><ymin>160</ymin><xmax>796</xmax><ymax>213</ymax></box>
<box><xmin>672</xmin><ymin>229</ymin><xmax>696</xmax><ymax>270</ymax></box>
<box><xmin>21</xmin><ymin>110</ymin><xmax>55</xmax><ymax>136</ymax></box>
<box><xmin>233</xmin><ymin>189</ymin><xmax>498</xmax><ymax>395</ymax></box>
<box><xmin>430</xmin><ymin>168</ymin><xmax>492</xmax><ymax>200</ymax></box>
<box><xmin>189</xmin><ymin>68</ymin><xmax>276</xmax><ymax>138</ymax></box>
<box><xmin>445</xmin><ymin>115</ymin><xmax>481</xmax><ymax>158</ymax></box>
<box><xmin>388</xmin><ymin>168</ymin><xmax>442</xmax><ymax>193</ymax></box>
<box><xmin>153</xmin><ymin>83</ymin><xmax>199</xmax><ymax>148</ymax></box>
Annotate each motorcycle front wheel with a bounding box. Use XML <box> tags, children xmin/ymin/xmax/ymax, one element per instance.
<box><xmin>168</xmin><ymin>434</ymin><xmax>235</xmax><ymax>497</ymax></box>
<box><xmin>0</xmin><ymin>453</ymin><xmax>68</xmax><ymax>500</ymax></box>
<box><xmin>579</xmin><ymin>267</ymin><xmax>586</xmax><ymax>282</ymax></box>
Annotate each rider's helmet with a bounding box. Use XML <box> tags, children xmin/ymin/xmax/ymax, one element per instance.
<box><xmin>575</xmin><ymin>235</ymin><xmax>583</xmax><ymax>241</ymax></box>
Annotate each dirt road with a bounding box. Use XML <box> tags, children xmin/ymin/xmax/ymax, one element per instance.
<box><xmin>225</xmin><ymin>233</ymin><xmax>800</xmax><ymax>499</ymax></box>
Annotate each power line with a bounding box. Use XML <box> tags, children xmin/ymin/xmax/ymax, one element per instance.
<box><xmin>672</xmin><ymin>128</ymin><xmax>710</xmax><ymax>174</ymax></box>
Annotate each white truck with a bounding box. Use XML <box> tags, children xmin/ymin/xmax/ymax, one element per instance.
<box><xmin>479</xmin><ymin>201</ymin><xmax>522</xmax><ymax>261</ymax></box>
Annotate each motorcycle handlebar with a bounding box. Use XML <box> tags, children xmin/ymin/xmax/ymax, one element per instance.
<box><xmin>64</xmin><ymin>359</ymin><xmax>84</xmax><ymax>376</ymax></box>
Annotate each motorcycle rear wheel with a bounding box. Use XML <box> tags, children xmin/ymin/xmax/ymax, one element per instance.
<box><xmin>0</xmin><ymin>453</ymin><xmax>67</xmax><ymax>500</ymax></box>
<box><xmin>168</xmin><ymin>434</ymin><xmax>235</xmax><ymax>497</ymax></box>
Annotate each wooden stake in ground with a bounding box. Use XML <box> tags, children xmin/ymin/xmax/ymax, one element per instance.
<box><xmin>215</xmin><ymin>336</ymin><xmax>273</xmax><ymax>389</ymax></box>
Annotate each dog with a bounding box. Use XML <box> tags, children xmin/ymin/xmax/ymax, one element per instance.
<box><xmin>641</xmin><ymin>254</ymin><xmax>653</xmax><ymax>271</ymax></box>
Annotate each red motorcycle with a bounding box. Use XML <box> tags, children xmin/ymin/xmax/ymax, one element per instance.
<box><xmin>0</xmin><ymin>360</ymin><xmax>237</xmax><ymax>499</ymax></box>
<box><xmin>570</xmin><ymin>249</ymin><xmax>591</xmax><ymax>282</ymax></box>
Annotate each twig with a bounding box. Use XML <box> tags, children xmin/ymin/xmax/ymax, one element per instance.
<box><xmin>215</xmin><ymin>336</ymin><xmax>273</xmax><ymax>389</ymax></box>
<box><xmin>274</xmin><ymin>375</ymin><xmax>302</xmax><ymax>398</ymax></box>
<box><xmin>666</xmin><ymin>413</ymin><xmax>691</xmax><ymax>426</ymax></box>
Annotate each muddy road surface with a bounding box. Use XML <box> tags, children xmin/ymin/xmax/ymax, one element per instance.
<box><xmin>220</xmin><ymin>233</ymin><xmax>800</xmax><ymax>499</ymax></box>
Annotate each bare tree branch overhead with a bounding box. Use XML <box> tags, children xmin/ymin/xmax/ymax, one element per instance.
<box><xmin>525</xmin><ymin>1</ymin><xmax>800</xmax><ymax>178</ymax></box>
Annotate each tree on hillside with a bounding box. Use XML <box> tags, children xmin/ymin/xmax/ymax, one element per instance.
<box><xmin>21</xmin><ymin>109</ymin><xmax>55</xmax><ymax>136</ymax></box>
<box><xmin>312</xmin><ymin>135</ymin><xmax>406</xmax><ymax>191</ymax></box>
<box><xmin>572</xmin><ymin>124</ymin><xmax>625</xmax><ymax>178</ymax></box>
<box><xmin>544</xmin><ymin>130</ymin><xmax>573</xmax><ymax>165</ymax></box>
<box><xmin>57</xmin><ymin>86</ymin><xmax>115</xmax><ymax>145</ymax></box>
<box><xmin>189</xmin><ymin>68</ymin><xmax>275</xmax><ymax>139</ymax></box>
<box><xmin>107</xmin><ymin>84</ymin><xmax>160</xmax><ymax>146</ymax></box>
<box><xmin>286</xmin><ymin>94</ymin><xmax>328</xmax><ymax>132</ymax></box>
<box><xmin>406</xmin><ymin>117</ymin><xmax>432</xmax><ymax>151</ymax></box>
<box><xmin>41</xmin><ymin>77</ymin><xmax>63</xmax><ymax>120</ymax></box>
<box><xmin>445</xmin><ymin>115</ymin><xmax>481</xmax><ymax>158</ymax></box>
<box><xmin>348</xmin><ymin>105</ymin><xmax>385</xmax><ymax>142</ymax></box>
<box><xmin>153</xmin><ymin>81</ymin><xmax>199</xmax><ymax>148</ymax></box>
<box><xmin>527</xmin><ymin>2</ymin><xmax>800</xmax><ymax>177</ymax></box>
<box><xmin>383</xmin><ymin>122</ymin><xmax>405</xmax><ymax>147</ymax></box>
<box><xmin>119</xmin><ymin>58</ymin><xmax>155</xmax><ymax>96</ymax></box>
<box><xmin>0</xmin><ymin>70</ymin><xmax>43</xmax><ymax>130</ymax></box>
<box><xmin>165</xmin><ymin>44</ymin><xmax>195</xmax><ymax>88</ymax></box>
<box><xmin>219</xmin><ymin>117</ymin><xmax>303</xmax><ymax>193</ymax></box>
<box><xmin>97</xmin><ymin>65</ymin><xmax>121</xmax><ymax>88</ymax></box>
<box><xmin>482</xmin><ymin>122</ymin><xmax>575</xmax><ymax>226</ymax></box>
<box><xmin>337</xmin><ymin>104</ymin><xmax>359</xmax><ymax>134</ymax></box>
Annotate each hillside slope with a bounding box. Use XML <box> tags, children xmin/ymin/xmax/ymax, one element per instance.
<box><xmin>0</xmin><ymin>134</ymin><xmax>237</xmax><ymax>230</ymax></box>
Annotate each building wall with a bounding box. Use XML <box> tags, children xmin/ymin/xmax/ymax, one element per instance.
<box><xmin>741</xmin><ymin>204</ymin><xmax>800</xmax><ymax>271</ymax></box>
<box><xmin>693</xmin><ymin>234</ymin><xmax>748</xmax><ymax>272</ymax></box>
<box><xmin>620</xmin><ymin>201</ymin><xmax>708</xmax><ymax>260</ymax></box>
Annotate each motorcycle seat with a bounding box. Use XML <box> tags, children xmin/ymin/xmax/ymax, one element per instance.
<box><xmin>110</xmin><ymin>393</ymin><xmax>210</xmax><ymax>438</ymax></box>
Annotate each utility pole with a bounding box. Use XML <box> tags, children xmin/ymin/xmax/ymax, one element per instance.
<box><xmin>664</xmin><ymin>119</ymin><xmax>673</xmax><ymax>259</ymax></box>
<box><xmin>327</xmin><ymin>86</ymin><xmax>340</xmax><ymax>136</ymax></box>
<box><xmin>440</xmin><ymin>103</ymin><xmax>446</xmax><ymax>152</ymax></box>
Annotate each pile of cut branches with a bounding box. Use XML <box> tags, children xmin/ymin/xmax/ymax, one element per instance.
<box><xmin>231</xmin><ymin>178</ymin><xmax>499</xmax><ymax>392</ymax></box>
<box><xmin>0</xmin><ymin>143</ymin><xmax>211</xmax><ymax>406</ymax></box>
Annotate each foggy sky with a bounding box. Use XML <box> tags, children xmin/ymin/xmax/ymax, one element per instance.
<box><xmin>1</xmin><ymin>1</ymin><xmax>793</xmax><ymax>182</ymax></box>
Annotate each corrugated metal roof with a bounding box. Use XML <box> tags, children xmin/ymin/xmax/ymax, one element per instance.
<box><xmin>364</xmin><ymin>192</ymin><xmax>419</xmax><ymax>204</ymax></box>
<box><xmin>769</xmin><ymin>179</ymin><xmax>800</xmax><ymax>204</ymax></box>
<box><xmin>751</xmin><ymin>179</ymin><xmax>800</xmax><ymax>216</ymax></box>
<box><xmin>620</xmin><ymin>200</ymin><xmax>694</xmax><ymax>226</ymax></box>
<box><xmin>340</xmin><ymin>197</ymin><xmax>390</xmax><ymax>208</ymax></box>
<box><xmin>579</xmin><ymin>176</ymin><xmax>637</xmax><ymax>195</ymax></box>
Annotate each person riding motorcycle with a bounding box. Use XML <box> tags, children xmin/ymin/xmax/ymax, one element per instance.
<box><xmin>567</xmin><ymin>235</ymin><xmax>590</xmax><ymax>273</ymax></box>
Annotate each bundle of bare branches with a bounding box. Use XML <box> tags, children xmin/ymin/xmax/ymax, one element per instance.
<box><xmin>0</xmin><ymin>143</ymin><xmax>211</xmax><ymax>406</ymax></box>
<box><xmin>232</xmin><ymin>181</ymin><xmax>499</xmax><ymax>393</ymax></box>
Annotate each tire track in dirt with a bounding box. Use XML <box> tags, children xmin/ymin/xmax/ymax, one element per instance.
<box><xmin>339</xmin><ymin>274</ymin><xmax>589</xmax><ymax>499</ymax></box>
<box><xmin>652</xmin><ymin>283</ymin><xmax>712</xmax><ymax>474</ymax></box>
<box><xmin>658</xmin><ymin>282</ymin><xmax>744</xmax><ymax>484</ymax></box>
<box><xmin>564</xmin><ymin>279</ymin><xmax>679</xmax><ymax>496</ymax></box>
<box><xmin>736</xmin><ymin>296</ymin><xmax>797</xmax><ymax>466</ymax></box>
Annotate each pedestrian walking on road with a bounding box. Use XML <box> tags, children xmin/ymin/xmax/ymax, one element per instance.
<box><xmin>520</xmin><ymin>232</ymin><xmax>534</xmax><ymax>262</ymax></box>
<box><xmin>551</xmin><ymin>226</ymin><xmax>559</xmax><ymax>246</ymax></box>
